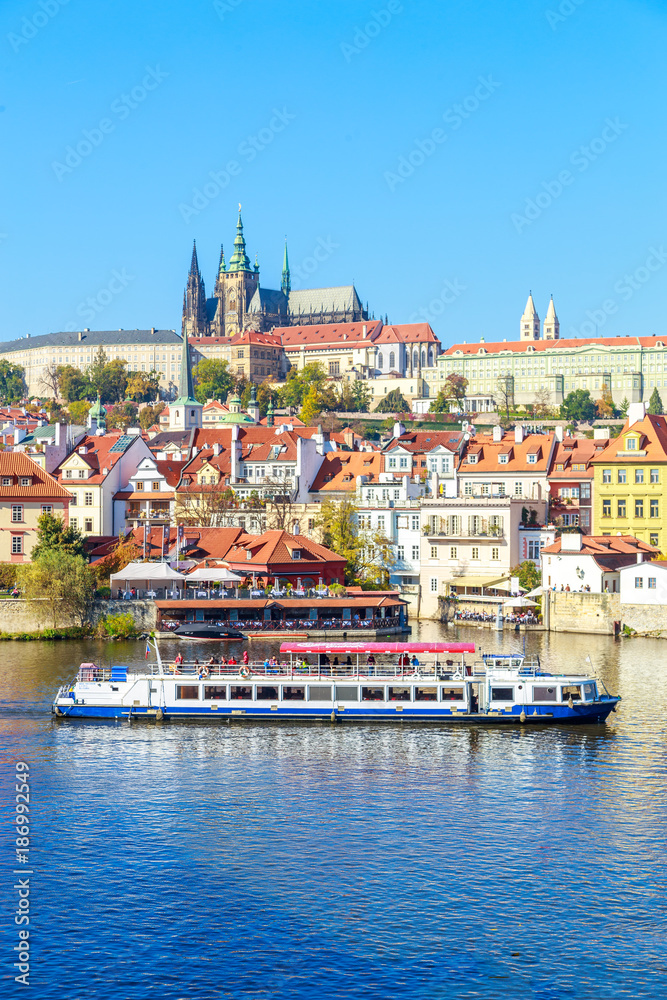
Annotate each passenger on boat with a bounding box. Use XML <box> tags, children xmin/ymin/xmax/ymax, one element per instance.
<box><xmin>333</xmin><ymin>657</ymin><xmax>339</xmax><ymax>665</ymax></box>
<box><xmin>193</xmin><ymin>657</ymin><xmax>199</xmax><ymax>666</ymax></box>
<box><xmin>263</xmin><ymin>657</ymin><xmax>270</xmax><ymax>671</ymax></box>
<box><xmin>367</xmin><ymin>654</ymin><xmax>376</xmax><ymax>665</ymax></box>
<box><xmin>411</xmin><ymin>655</ymin><xmax>420</xmax><ymax>667</ymax></box>
<box><xmin>346</xmin><ymin>656</ymin><xmax>353</xmax><ymax>666</ymax></box>
<box><xmin>228</xmin><ymin>656</ymin><xmax>237</xmax><ymax>665</ymax></box>
<box><xmin>269</xmin><ymin>656</ymin><xmax>278</xmax><ymax>668</ymax></box>
<box><xmin>174</xmin><ymin>653</ymin><xmax>184</xmax><ymax>668</ymax></box>
<box><xmin>243</xmin><ymin>650</ymin><xmax>249</xmax><ymax>665</ymax></box>
<box><xmin>207</xmin><ymin>655</ymin><xmax>218</xmax><ymax>666</ymax></box>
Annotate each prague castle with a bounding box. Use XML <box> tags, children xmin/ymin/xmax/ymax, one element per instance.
<box><xmin>181</xmin><ymin>208</ymin><xmax>369</xmax><ymax>339</ymax></box>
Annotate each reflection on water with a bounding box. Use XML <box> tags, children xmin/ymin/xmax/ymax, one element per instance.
<box><xmin>1</xmin><ymin>625</ymin><xmax>666</xmax><ymax>999</ymax></box>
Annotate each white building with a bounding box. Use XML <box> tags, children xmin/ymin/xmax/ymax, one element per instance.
<box><xmin>356</xmin><ymin>474</ymin><xmax>427</xmax><ymax>587</ymax></box>
<box><xmin>619</xmin><ymin>559</ymin><xmax>667</xmax><ymax>604</ymax></box>
<box><xmin>541</xmin><ymin>533</ymin><xmax>656</xmax><ymax>594</ymax></box>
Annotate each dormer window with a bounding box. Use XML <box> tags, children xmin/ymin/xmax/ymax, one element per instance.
<box><xmin>2</xmin><ymin>477</ymin><xmax>11</xmax><ymax>486</ymax></box>
<box><xmin>246</xmin><ymin>549</ymin><xmax>252</xmax><ymax>560</ymax></box>
<box><xmin>556</xmin><ymin>463</ymin><xmax>564</xmax><ymax>471</ymax></box>
<box><xmin>527</xmin><ymin>454</ymin><xmax>538</xmax><ymax>464</ymax></box>
<box><xmin>291</xmin><ymin>549</ymin><xmax>302</xmax><ymax>560</ymax></box>
<box><xmin>20</xmin><ymin>477</ymin><xmax>31</xmax><ymax>487</ymax></box>
<box><xmin>468</xmin><ymin>454</ymin><xmax>478</xmax><ymax>464</ymax></box>
<box><xmin>625</xmin><ymin>437</ymin><xmax>637</xmax><ymax>450</ymax></box>
<box><xmin>65</xmin><ymin>470</ymin><xmax>73</xmax><ymax>479</ymax></box>
<box><xmin>498</xmin><ymin>454</ymin><xmax>509</xmax><ymax>464</ymax></box>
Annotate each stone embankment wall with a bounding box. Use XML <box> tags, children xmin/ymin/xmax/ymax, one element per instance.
<box><xmin>618</xmin><ymin>603</ymin><xmax>667</xmax><ymax>637</ymax></box>
<box><xmin>0</xmin><ymin>599</ymin><xmax>157</xmax><ymax>635</ymax></box>
<box><xmin>546</xmin><ymin>592</ymin><xmax>621</xmax><ymax>635</ymax></box>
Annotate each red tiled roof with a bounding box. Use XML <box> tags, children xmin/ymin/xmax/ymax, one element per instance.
<box><xmin>375</xmin><ymin>323</ymin><xmax>440</xmax><ymax>345</ymax></box>
<box><xmin>459</xmin><ymin>432</ymin><xmax>554</xmax><ymax>474</ymax></box>
<box><xmin>542</xmin><ymin>535</ymin><xmax>657</xmax><ymax>556</ymax></box>
<box><xmin>53</xmin><ymin>432</ymin><xmax>143</xmax><ymax>485</ymax></box>
<box><xmin>445</xmin><ymin>336</ymin><xmax>667</xmax><ymax>356</ymax></box>
<box><xmin>277</xmin><ymin>321</ymin><xmax>382</xmax><ymax>349</ymax></box>
<box><xmin>310</xmin><ymin>452</ymin><xmax>383</xmax><ymax>492</ymax></box>
<box><xmin>0</xmin><ymin>452</ymin><xmax>73</xmax><ymax>499</ymax></box>
<box><xmin>385</xmin><ymin>431</ymin><xmax>463</xmax><ymax>454</ymax></box>
<box><xmin>590</xmin><ymin>413</ymin><xmax>667</xmax><ymax>464</ymax></box>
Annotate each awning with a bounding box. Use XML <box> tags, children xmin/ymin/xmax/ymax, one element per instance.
<box><xmin>448</xmin><ymin>575</ymin><xmax>513</xmax><ymax>591</ymax></box>
<box><xmin>110</xmin><ymin>562</ymin><xmax>186</xmax><ymax>585</ymax></box>
<box><xmin>280</xmin><ymin>642</ymin><xmax>476</xmax><ymax>655</ymax></box>
<box><xmin>185</xmin><ymin>568</ymin><xmax>244</xmax><ymax>583</ymax></box>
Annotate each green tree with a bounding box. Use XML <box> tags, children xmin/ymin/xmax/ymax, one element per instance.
<box><xmin>67</xmin><ymin>400</ymin><xmax>91</xmax><ymax>425</ymax></box>
<box><xmin>351</xmin><ymin>380</ymin><xmax>372</xmax><ymax>412</ymax></box>
<box><xmin>560</xmin><ymin>389</ymin><xmax>597</xmax><ymax>422</ymax></box>
<box><xmin>619</xmin><ymin>397</ymin><xmax>630</xmax><ymax>418</ymax></box>
<box><xmin>356</xmin><ymin>529</ymin><xmax>398</xmax><ymax>588</ymax></box>
<box><xmin>278</xmin><ymin>363</ymin><xmax>327</xmax><ymax>409</ymax></box>
<box><xmin>300</xmin><ymin>385</ymin><xmax>322</xmax><ymax>424</ymax></box>
<box><xmin>374</xmin><ymin>388</ymin><xmax>409</xmax><ymax>414</ymax></box>
<box><xmin>58</xmin><ymin>365</ymin><xmax>93</xmax><ymax>402</ymax></box>
<box><xmin>648</xmin><ymin>387</ymin><xmax>663</xmax><ymax>415</ymax></box>
<box><xmin>495</xmin><ymin>374</ymin><xmax>514</xmax><ymax>421</ymax></box>
<box><xmin>126</xmin><ymin>370</ymin><xmax>160</xmax><ymax>402</ymax></box>
<box><xmin>510</xmin><ymin>560</ymin><xmax>541</xmax><ymax>593</ymax></box>
<box><xmin>193</xmin><ymin>358</ymin><xmax>235</xmax><ymax>404</ymax></box>
<box><xmin>443</xmin><ymin>372</ymin><xmax>468</xmax><ymax>408</ymax></box>
<box><xmin>315</xmin><ymin>498</ymin><xmax>360</xmax><ymax>584</ymax></box>
<box><xmin>596</xmin><ymin>384</ymin><xmax>617</xmax><ymax>419</ymax></box>
<box><xmin>87</xmin><ymin>349</ymin><xmax>128</xmax><ymax>404</ymax></box>
<box><xmin>32</xmin><ymin>512</ymin><xmax>86</xmax><ymax>559</ymax></box>
<box><xmin>106</xmin><ymin>401</ymin><xmax>138</xmax><ymax>430</ymax></box>
<box><xmin>0</xmin><ymin>359</ymin><xmax>27</xmax><ymax>404</ymax></box>
<box><xmin>429</xmin><ymin>388</ymin><xmax>451</xmax><ymax>413</ymax></box>
<box><xmin>17</xmin><ymin>550</ymin><xmax>95</xmax><ymax>628</ymax></box>
<box><xmin>256</xmin><ymin>378</ymin><xmax>279</xmax><ymax>417</ymax></box>
<box><xmin>138</xmin><ymin>401</ymin><xmax>165</xmax><ymax>431</ymax></box>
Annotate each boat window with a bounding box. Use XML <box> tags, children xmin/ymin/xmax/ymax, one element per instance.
<box><xmin>582</xmin><ymin>682</ymin><xmax>597</xmax><ymax>700</ymax></box>
<box><xmin>490</xmin><ymin>686</ymin><xmax>514</xmax><ymax>701</ymax></box>
<box><xmin>440</xmin><ymin>687</ymin><xmax>463</xmax><ymax>701</ymax></box>
<box><xmin>532</xmin><ymin>686</ymin><xmax>556</xmax><ymax>702</ymax></box>
<box><xmin>230</xmin><ymin>685</ymin><xmax>252</xmax><ymax>700</ymax></box>
<box><xmin>335</xmin><ymin>685</ymin><xmax>359</xmax><ymax>701</ymax></box>
<box><xmin>282</xmin><ymin>686</ymin><xmax>305</xmax><ymax>701</ymax></box>
<box><xmin>308</xmin><ymin>685</ymin><xmax>332</xmax><ymax>700</ymax></box>
<box><xmin>388</xmin><ymin>687</ymin><xmax>411</xmax><ymax>701</ymax></box>
<box><xmin>561</xmin><ymin>685</ymin><xmax>582</xmax><ymax>702</ymax></box>
<box><xmin>361</xmin><ymin>686</ymin><xmax>384</xmax><ymax>701</ymax></box>
<box><xmin>204</xmin><ymin>685</ymin><xmax>227</xmax><ymax>700</ymax></box>
<box><xmin>256</xmin><ymin>685</ymin><xmax>279</xmax><ymax>700</ymax></box>
<box><xmin>511</xmin><ymin>659</ymin><xmax>522</xmax><ymax>668</ymax></box>
<box><xmin>175</xmin><ymin>685</ymin><xmax>200</xmax><ymax>700</ymax></box>
<box><xmin>415</xmin><ymin>687</ymin><xmax>437</xmax><ymax>701</ymax></box>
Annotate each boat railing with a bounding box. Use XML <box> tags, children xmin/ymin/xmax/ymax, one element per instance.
<box><xmin>80</xmin><ymin>661</ymin><xmax>472</xmax><ymax>681</ymax></box>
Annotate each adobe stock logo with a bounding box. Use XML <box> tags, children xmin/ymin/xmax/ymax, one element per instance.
<box><xmin>7</xmin><ymin>0</ymin><xmax>70</xmax><ymax>54</ymax></box>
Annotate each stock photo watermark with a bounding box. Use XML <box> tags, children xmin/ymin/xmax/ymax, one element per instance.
<box><xmin>179</xmin><ymin>107</ymin><xmax>296</xmax><ymax>223</ymax></box>
<box><xmin>341</xmin><ymin>1</ymin><xmax>404</xmax><ymax>62</ymax></box>
<box><xmin>384</xmin><ymin>75</ymin><xmax>501</xmax><ymax>192</ymax></box>
<box><xmin>567</xmin><ymin>247</ymin><xmax>667</xmax><ymax>338</ymax></box>
<box><xmin>7</xmin><ymin>0</ymin><xmax>71</xmax><ymax>53</ymax></box>
<box><xmin>13</xmin><ymin>761</ymin><xmax>32</xmax><ymax>987</ymax></box>
<box><xmin>51</xmin><ymin>65</ymin><xmax>168</xmax><ymax>181</ymax></box>
<box><xmin>546</xmin><ymin>0</ymin><xmax>587</xmax><ymax>31</ymax></box>
<box><xmin>214</xmin><ymin>0</ymin><xmax>245</xmax><ymax>20</ymax></box>
<box><xmin>407</xmin><ymin>278</ymin><xmax>467</xmax><ymax>324</ymax></box>
<box><xmin>64</xmin><ymin>268</ymin><xmax>135</xmax><ymax>329</ymax></box>
<box><xmin>511</xmin><ymin>117</ymin><xmax>628</xmax><ymax>233</ymax></box>
<box><xmin>290</xmin><ymin>236</ymin><xmax>340</xmax><ymax>288</ymax></box>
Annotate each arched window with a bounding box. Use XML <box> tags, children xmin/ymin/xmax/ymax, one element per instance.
<box><xmin>389</xmin><ymin>351</ymin><xmax>395</xmax><ymax>369</ymax></box>
<box><xmin>377</xmin><ymin>352</ymin><xmax>383</xmax><ymax>368</ymax></box>
<box><xmin>428</xmin><ymin>349</ymin><xmax>434</xmax><ymax>366</ymax></box>
<box><xmin>421</xmin><ymin>351</ymin><xmax>426</xmax><ymax>367</ymax></box>
<box><xmin>413</xmin><ymin>350</ymin><xmax>419</xmax><ymax>368</ymax></box>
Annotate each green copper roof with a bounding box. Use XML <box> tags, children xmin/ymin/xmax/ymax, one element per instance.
<box><xmin>89</xmin><ymin>393</ymin><xmax>106</xmax><ymax>422</ymax></box>
<box><xmin>220</xmin><ymin>392</ymin><xmax>254</xmax><ymax>424</ymax></box>
<box><xmin>281</xmin><ymin>239</ymin><xmax>290</xmax><ymax>294</ymax></box>
<box><xmin>218</xmin><ymin>244</ymin><xmax>226</xmax><ymax>274</ymax></box>
<box><xmin>227</xmin><ymin>207</ymin><xmax>252</xmax><ymax>273</ymax></box>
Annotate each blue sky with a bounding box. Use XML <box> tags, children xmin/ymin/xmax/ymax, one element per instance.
<box><xmin>1</xmin><ymin>0</ymin><xmax>666</xmax><ymax>348</ymax></box>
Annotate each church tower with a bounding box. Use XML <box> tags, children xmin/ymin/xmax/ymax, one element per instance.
<box><xmin>281</xmin><ymin>239</ymin><xmax>291</xmax><ymax>296</ymax></box>
<box><xmin>520</xmin><ymin>292</ymin><xmax>540</xmax><ymax>341</ymax></box>
<box><xmin>168</xmin><ymin>329</ymin><xmax>203</xmax><ymax>430</ymax></box>
<box><xmin>543</xmin><ymin>295</ymin><xmax>560</xmax><ymax>340</ymax></box>
<box><xmin>220</xmin><ymin>207</ymin><xmax>259</xmax><ymax>337</ymax></box>
<box><xmin>210</xmin><ymin>245</ymin><xmax>226</xmax><ymax>338</ymax></box>
<box><xmin>181</xmin><ymin>241</ymin><xmax>209</xmax><ymax>338</ymax></box>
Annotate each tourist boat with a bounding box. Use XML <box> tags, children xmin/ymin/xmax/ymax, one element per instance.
<box><xmin>52</xmin><ymin>641</ymin><xmax>620</xmax><ymax>723</ymax></box>
<box><xmin>171</xmin><ymin>623</ymin><xmax>247</xmax><ymax>641</ymax></box>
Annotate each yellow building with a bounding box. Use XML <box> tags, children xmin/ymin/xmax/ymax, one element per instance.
<box><xmin>591</xmin><ymin>405</ymin><xmax>667</xmax><ymax>550</ymax></box>
<box><xmin>0</xmin><ymin>452</ymin><xmax>72</xmax><ymax>562</ymax></box>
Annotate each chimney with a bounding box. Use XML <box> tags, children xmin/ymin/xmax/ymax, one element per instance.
<box><xmin>555</xmin><ymin>426</ymin><xmax>564</xmax><ymax>442</ymax></box>
<box><xmin>362</xmin><ymin>324</ymin><xmax>368</xmax><ymax>338</ymax></box>
<box><xmin>393</xmin><ymin>420</ymin><xmax>405</xmax><ymax>439</ymax></box>
<box><xmin>213</xmin><ymin>442</ymin><xmax>221</xmax><ymax>456</ymax></box>
<box><xmin>492</xmin><ymin>425</ymin><xmax>503</xmax><ymax>443</ymax></box>
<box><xmin>627</xmin><ymin>402</ymin><xmax>646</xmax><ymax>427</ymax></box>
<box><xmin>78</xmin><ymin>331</ymin><xmax>83</xmax><ymax>341</ymax></box>
<box><xmin>514</xmin><ymin>424</ymin><xmax>525</xmax><ymax>444</ymax></box>
<box><xmin>561</xmin><ymin>533</ymin><xmax>582</xmax><ymax>552</ymax></box>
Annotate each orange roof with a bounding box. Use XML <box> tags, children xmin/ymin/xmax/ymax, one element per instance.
<box><xmin>310</xmin><ymin>452</ymin><xmax>383</xmax><ymax>492</ymax></box>
<box><xmin>224</xmin><ymin>530</ymin><xmax>345</xmax><ymax>569</ymax></box>
<box><xmin>548</xmin><ymin>437</ymin><xmax>608</xmax><ymax>480</ymax></box>
<box><xmin>0</xmin><ymin>452</ymin><xmax>73</xmax><ymax>499</ymax></box>
<box><xmin>385</xmin><ymin>431</ymin><xmax>463</xmax><ymax>454</ymax></box>
<box><xmin>542</xmin><ymin>535</ymin><xmax>657</xmax><ymax>556</ymax></box>
<box><xmin>277</xmin><ymin>321</ymin><xmax>382</xmax><ymax>350</ymax></box>
<box><xmin>445</xmin><ymin>336</ymin><xmax>667</xmax><ymax>356</ymax></box>
<box><xmin>375</xmin><ymin>323</ymin><xmax>440</xmax><ymax>345</ymax></box>
<box><xmin>590</xmin><ymin>413</ymin><xmax>667</xmax><ymax>464</ymax></box>
<box><xmin>459</xmin><ymin>432</ymin><xmax>555</xmax><ymax>474</ymax></box>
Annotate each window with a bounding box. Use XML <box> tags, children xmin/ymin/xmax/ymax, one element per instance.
<box><xmin>580</xmin><ymin>483</ymin><xmax>591</xmax><ymax>499</ymax></box>
<box><xmin>634</xmin><ymin>499</ymin><xmax>645</xmax><ymax>518</ymax></box>
<box><xmin>514</xmin><ymin>482</ymin><xmax>522</xmax><ymax>496</ymax></box>
<box><xmin>1</xmin><ymin>476</ymin><xmax>11</xmax><ymax>486</ymax></box>
<box><xmin>602</xmin><ymin>500</ymin><xmax>611</xmax><ymax>517</ymax></box>
<box><xmin>617</xmin><ymin>500</ymin><xmax>626</xmax><ymax>517</ymax></box>
<box><xmin>20</xmin><ymin>477</ymin><xmax>31</xmax><ymax>487</ymax></box>
<box><xmin>377</xmin><ymin>516</ymin><xmax>385</xmax><ymax>531</ymax></box>
<box><xmin>492</xmin><ymin>547</ymin><xmax>499</xmax><ymax>560</ymax></box>
<box><xmin>65</xmin><ymin>470</ymin><xmax>73</xmax><ymax>479</ymax></box>
<box><xmin>399</xmin><ymin>457</ymin><xmax>408</xmax><ymax>469</ymax></box>
<box><xmin>618</xmin><ymin>470</ymin><xmax>626</xmax><ymax>484</ymax></box>
<box><xmin>651</xmin><ymin>499</ymin><xmax>659</xmax><ymax>518</ymax></box>
<box><xmin>291</xmin><ymin>549</ymin><xmax>301</xmax><ymax>560</ymax></box>
<box><xmin>412</xmin><ymin>545</ymin><xmax>419</xmax><ymax>560</ymax></box>
<box><xmin>41</xmin><ymin>505</ymin><xmax>52</xmax><ymax>514</ymax></box>
<box><xmin>498</xmin><ymin>453</ymin><xmax>508</xmax><ymax>464</ymax></box>
<box><xmin>602</xmin><ymin>469</ymin><xmax>611</xmax><ymax>483</ymax></box>
<box><xmin>491</xmin><ymin>686</ymin><xmax>514</xmax><ymax>701</ymax></box>
<box><xmin>328</xmin><ymin>361</ymin><xmax>340</xmax><ymax>375</ymax></box>
<box><xmin>389</xmin><ymin>352</ymin><xmax>395</xmax><ymax>368</ymax></box>
<box><xmin>471</xmin><ymin>547</ymin><xmax>479</xmax><ymax>560</ymax></box>
<box><xmin>450</xmin><ymin>546</ymin><xmax>457</xmax><ymax>560</ymax></box>
<box><xmin>626</xmin><ymin>437</ymin><xmax>637</xmax><ymax>450</ymax></box>
<box><xmin>152</xmin><ymin>482</ymin><xmax>161</xmax><ymax>491</ymax></box>
<box><xmin>635</xmin><ymin>469</ymin><xmax>644</xmax><ymax>484</ymax></box>
<box><xmin>176</xmin><ymin>685</ymin><xmax>200</xmax><ymax>700</ymax></box>
<box><xmin>635</xmin><ymin>577</ymin><xmax>643</xmax><ymax>588</ymax></box>
<box><xmin>527</xmin><ymin>454</ymin><xmax>537</xmax><ymax>464</ymax></box>
<box><xmin>430</xmin><ymin>546</ymin><xmax>437</xmax><ymax>559</ymax></box>
<box><xmin>237</xmin><ymin>349</ymin><xmax>244</xmax><ymax>359</ymax></box>
<box><xmin>650</xmin><ymin>533</ymin><xmax>659</xmax><ymax>546</ymax></box>
<box><xmin>11</xmin><ymin>505</ymin><xmax>23</xmax><ymax>523</ymax></box>
<box><xmin>135</xmin><ymin>481</ymin><xmax>144</xmax><ymax>491</ymax></box>
<box><xmin>308</xmin><ymin>519</ymin><xmax>315</xmax><ymax>531</ymax></box>
<box><xmin>84</xmin><ymin>492</ymin><xmax>93</xmax><ymax>506</ymax></box>
<box><xmin>11</xmin><ymin>535</ymin><xmax>22</xmax><ymax>555</ymax></box>
<box><xmin>388</xmin><ymin>458</ymin><xmax>397</xmax><ymax>469</ymax></box>
<box><xmin>430</xmin><ymin>577</ymin><xmax>438</xmax><ymax>592</ymax></box>
<box><xmin>411</xmin><ymin>516</ymin><xmax>419</xmax><ymax>531</ymax></box>
<box><xmin>397</xmin><ymin>545</ymin><xmax>404</xmax><ymax>560</ymax></box>
<box><xmin>84</xmin><ymin>519</ymin><xmax>93</xmax><ymax>532</ymax></box>
<box><xmin>648</xmin><ymin>577</ymin><xmax>657</xmax><ymax>589</ymax></box>
<box><xmin>70</xmin><ymin>517</ymin><xmax>78</xmax><ymax>530</ymax></box>
<box><xmin>651</xmin><ymin>469</ymin><xmax>660</xmax><ymax>483</ymax></box>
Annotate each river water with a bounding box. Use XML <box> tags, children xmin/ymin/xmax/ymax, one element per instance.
<box><xmin>1</xmin><ymin>623</ymin><xmax>666</xmax><ymax>999</ymax></box>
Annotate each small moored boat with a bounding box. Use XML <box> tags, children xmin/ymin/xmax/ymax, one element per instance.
<box><xmin>52</xmin><ymin>641</ymin><xmax>620</xmax><ymax>723</ymax></box>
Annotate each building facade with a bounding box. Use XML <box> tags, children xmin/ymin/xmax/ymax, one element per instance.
<box><xmin>0</xmin><ymin>452</ymin><xmax>72</xmax><ymax>562</ymax></box>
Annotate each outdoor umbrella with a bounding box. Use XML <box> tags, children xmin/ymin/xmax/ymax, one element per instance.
<box><xmin>502</xmin><ymin>596</ymin><xmax>537</xmax><ymax>608</ymax></box>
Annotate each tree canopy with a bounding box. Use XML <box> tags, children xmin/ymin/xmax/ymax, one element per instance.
<box><xmin>560</xmin><ymin>389</ymin><xmax>597</xmax><ymax>422</ymax></box>
<box><xmin>648</xmin><ymin>387</ymin><xmax>663</xmax><ymax>415</ymax></box>
<box><xmin>57</xmin><ymin>365</ymin><xmax>92</xmax><ymax>403</ymax></box>
<box><xmin>138</xmin><ymin>401</ymin><xmax>164</xmax><ymax>430</ymax></box>
<box><xmin>374</xmin><ymin>388</ymin><xmax>409</xmax><ymax>414</ymax></box>
<box><xmin>0</xmin><ymin>359</ymin><xmax>27</xmax><ymax>404</ymax></box>
<box><xmin>299</xmin><ymin>386</ymin><xmax>322</xmax><ymax>425</ymax></box>
<box><xmin>17</xmin><ymin>549</ymin><xmax>95</xmax><ymax>628</ymax></box>
<box><xmin>510</xmin><ymin>560</ymin><xmax>541</xmax><ymax>592</ymax></box>
<box><xmin>193</xmin><ymin>358</ymin><xmax>236</xmax><ymax>404</ymax></box>
<box><xmin>31</xmin><ymin>512</ymin><xmax>87</xmax><ymax>560</ymax></box>
<box><xmin>126</xmin><ymin>370</ymin><xmax>160</xmax><ymax>402</ymax></box>
<box><xmin>106</xmin><ymin>401</ymin><xmax>139</xmax><ymax>431</ymax></box>
<box><xmin>315</xmin><ymin>498</ymin><xmax>397</xmax><ymax>588</ymax></box>
<box><xmin>278</xmin><ymin>364</ymin><xmax>327</xmax><ymax>409</ymax></box>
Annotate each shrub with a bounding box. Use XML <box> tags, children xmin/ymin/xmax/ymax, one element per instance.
<box><xmin>99</xmin><ymin>612</ymin><xmax>140</xmax><ymax>639</ymax></box>
<box><xmin>95</xmin><ymin>587</ymin><xmax>112</xmax><ymax>600</ymax></box>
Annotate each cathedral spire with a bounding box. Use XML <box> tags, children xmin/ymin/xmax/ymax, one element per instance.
<box><xmin>281</xmin><ymin>238</ymin><xmax>291</xmax><ymax>295</ymax></box>
<box><xmin>218</xmin><ymin>244</ymin><xmax>226</xmax><ymax>274</ymax></box>
<box><xmin>227</xmin><ymin>204</ymin><xmax>252</xmax><ymax>272</ymax></box>
<box><xmin>190</xmin><ymin>239</ymin><xmax>201</xmax><ymax>278</ymax></box>
<box><xmin>520</xmin><ymin>291</ymin><xmax>540</xmax><ymax>341</ymax></box>
<box><xmin>543</xmin><ymin>294</ymin><xmax>560</xmax><ymax>340</ymax></box>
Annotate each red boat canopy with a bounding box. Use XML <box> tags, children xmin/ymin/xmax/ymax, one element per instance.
<box><xmin>279</xmin><ymin>641</ymin><xmax>475</xmax><ymax>655</ymax></box>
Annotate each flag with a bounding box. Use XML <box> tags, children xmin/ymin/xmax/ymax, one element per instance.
<box><xmin>585</xmin><ymin>655</ymin><xmax>591</xmax><ymax>663</ymax></box>
<box><xmin>145</xmin><ymin>638</ymin><xmax>151</xmax><ymax>659</ymax></box>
